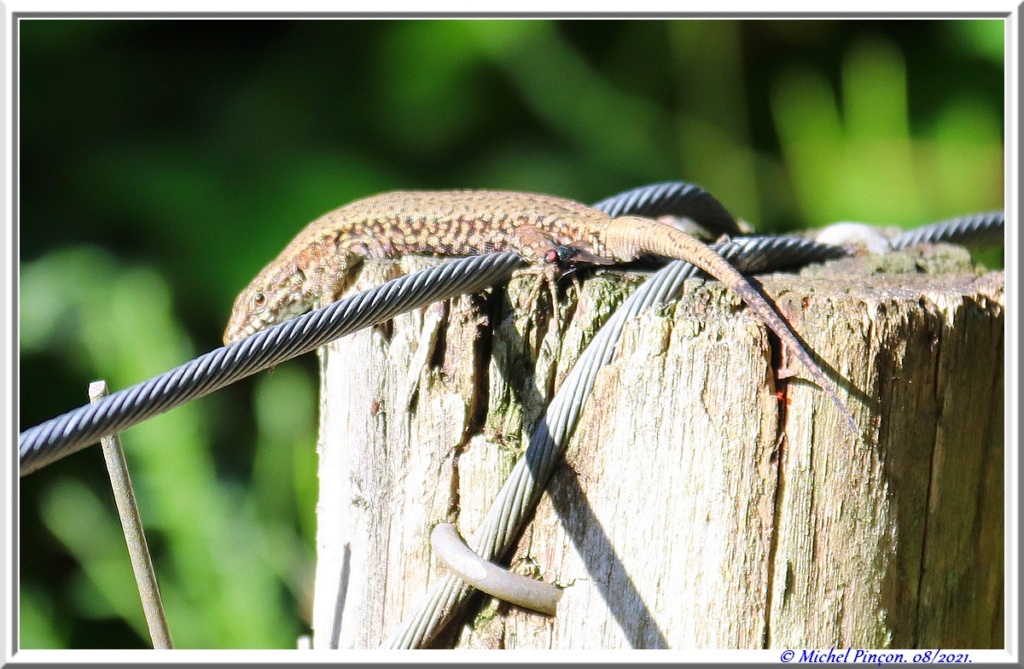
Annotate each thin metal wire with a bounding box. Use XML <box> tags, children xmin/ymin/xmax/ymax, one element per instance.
<box><xmin>90</xmin><ymin>381</ymin><xmax>174</xmax><ymax>649</ymax></box>
<box><xmin>380</xmin><ymin>235</ymin><xmax>846</xmax><ymax>648</ymax></box>
<box><xmin>19</xmin><ymin>252</ymin><xmax>524</xmax><ymax>476</ymax></box>
<box><xmin>430</xmin><ymin>523</ymin><xmax>562</xmax><ymax>616</ymax></box>
<box><xmin>890</xmin><ymin>211</ymin><xmax>1004</xmax><ymax>250</ymax></box>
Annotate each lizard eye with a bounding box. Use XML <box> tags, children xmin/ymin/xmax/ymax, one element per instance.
<box><xmin>549</xmin><ymin>246</ymin><xmax>582</xmax><ymax>267</ymax></box>
<box><xmin>252</xmin><ymin>292</ymin><xmax>267</xmax><ymax>309</ymax></box>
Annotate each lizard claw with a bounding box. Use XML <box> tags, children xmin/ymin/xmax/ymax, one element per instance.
<box><xmin>513</xmin><ymin>242</ymin><xmax>600</xmax><ymax>311</ymax></box>
<box><xmin>513</xmin><ymin>262</ymin><xmax>563</xmax><ymax>311</ymax></box>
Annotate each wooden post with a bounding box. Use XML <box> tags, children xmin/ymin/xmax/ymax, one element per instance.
<box><xmin>310</xmin><ymin>247</ymin><xmax>1004</xmax><ymax>649</ymax></box>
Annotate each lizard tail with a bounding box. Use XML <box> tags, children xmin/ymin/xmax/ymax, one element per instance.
<box><xmin>607</xmin><ymin>216</ymin><xmax>859</xmax><ymax>436</ymax></box>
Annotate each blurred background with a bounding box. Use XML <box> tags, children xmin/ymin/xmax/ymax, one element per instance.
<box><xmin>18</xmin><ymin>19</ymin><xmax>1004</xmax><ymax>648</ymax></box>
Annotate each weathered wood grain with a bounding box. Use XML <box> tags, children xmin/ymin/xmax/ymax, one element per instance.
<box><xmin>311</xmin><ymin>247</ymin><xmax>1004</xmax><ymax>650</ymax></box>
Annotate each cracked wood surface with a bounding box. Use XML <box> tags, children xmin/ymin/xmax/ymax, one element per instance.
<box><xmin>310</xmin><ymin>247</ymin><xmax>1004</xmax><ymax>649</ymax></box>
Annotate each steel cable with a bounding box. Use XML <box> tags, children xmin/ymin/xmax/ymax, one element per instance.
<box><xmin>19</xmin><ymin>252</ymin><xmax>525</xmax><ymax>475</ymax></box>
<box><xmin>19</xmin><ymin>181</ymin><xmax>735</xmax><ymax>476</ymax></box>
<box><xmin>890</xmin><ymin>210</ymin><xmax>1004</xmax><ymax>250</ymax></box>
<box><xmin>380</xmin><ymin>234</ymin><xmax>847</xmax><ymax>648</ymax></box>
<box><xmin>17</xmin><ymin>176</ymin><xmax>1003</xmax><ymax>644</ymax></box>
<box><xmin>385</xmin><ymin>207</ymin><xmax>1005</xmax><ymax>647</ymax></box>
<box><xmin>590</xmin><ymin>180</ymin><xmax>741</xmax><ymax>238</ymax></box>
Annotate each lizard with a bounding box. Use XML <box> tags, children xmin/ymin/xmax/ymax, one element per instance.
<box><xmin>224</xmin><ymin>189</ymin><xmax>858</xmax><ymax>434</ymax></box>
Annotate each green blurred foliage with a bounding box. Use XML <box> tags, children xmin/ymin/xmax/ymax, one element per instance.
<box><xmin>20</xmin><ymin>250</ymin><xmax>315</xmax><ymax>647</ymax></box>
<box><xmin>18</xmin><ymin>19</ymin><xmax>1003</xmax><ymax>649</ymax></box>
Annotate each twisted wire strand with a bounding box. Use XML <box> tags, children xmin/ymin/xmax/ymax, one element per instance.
<box><xmin>19</xmin><ymin>252</ymin><xmax>524</xmax><ymax>476</ymax></box>
<box><xmin>380</xmin><ymin>235</ymin><xmax>846</xmax><ymax>648</ymax></box>
<box><xmin>890</xmin><ymin>210</ymin><xmax>1004</xmax><ymax>250</ymax></box>
<box><xmin>590</xmin><ymin>180</ymin><xmax>741</xmax><ymax>238</ymax></box>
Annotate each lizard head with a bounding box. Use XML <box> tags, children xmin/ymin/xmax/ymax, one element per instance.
<box><xmin>223</xmin><ymin>265</ymin><xmax>312</xmax><ymax>345</ymax></box>
<box><xmin>546</xmin><ymin>243</ymin><xmax>615</xmax><ymax>268</ymax></box>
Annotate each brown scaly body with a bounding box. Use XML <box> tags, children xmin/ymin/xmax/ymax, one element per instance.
<box><xmin>225</xmin><ymin>189</ymin><xmax>857</xmax><ymax>434</ymax></box>
<box><xmin>224</xmin><ymin>190</ymin><xmax>611</xmax><ymax>343</ymax></box>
